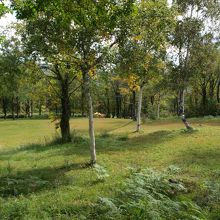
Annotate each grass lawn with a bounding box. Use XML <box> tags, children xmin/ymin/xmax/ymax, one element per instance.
<box><xmin>0</xmin><ymin>118</ymin><xmax>220</xmax><ymax>219</ymax></box>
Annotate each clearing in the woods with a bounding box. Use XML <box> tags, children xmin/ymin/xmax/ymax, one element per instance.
<box><xmin>0</xmin><ymin>118</ymin><xmax>220</xmax><ymax>219</ymax></box>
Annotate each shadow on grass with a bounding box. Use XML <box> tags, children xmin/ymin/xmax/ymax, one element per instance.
<box><xmin>0</xmin><ymin>129</ymin><xmax>199</xmax><ymax>198</ymax></box>
<box><xmin>171</xmin><ymin>147</ymin><xmax>220</xmax><ymax>169</ymax></box>
<box><xmin>0</xmin><ymin>162</ymin><xmax>83</xmax><ymax>198</ymax></box>
<box><xmin>128</xmin><ymin>130</ymin><xmax>173</xmax><ymax>145</ymax></box>
<box><xmin>107</xmin><ymin>120</ymin><xmax>134</xmax><ymax>132</ymax></box>
<box><xmin>0</xmin><ymin>128</ymin><xmax>197</xmax><ymax>160</ymax></box>
<box><xmin>0</xmin><ymin>134</ymin><xmax>89</xmax><ymax>160</ymax></box>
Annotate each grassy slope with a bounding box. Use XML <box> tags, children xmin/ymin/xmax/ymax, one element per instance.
<box><xmin>0</xmin><ymin>118</ymin><xmax>220</xmax><ymax>219</ymax></box>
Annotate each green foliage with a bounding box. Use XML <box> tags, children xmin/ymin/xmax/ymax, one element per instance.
<box><xmin>196</xmin><ymin>181</ymin><xmax>220</xmax><ymax>215</ymax></box>
<box><xmin>91</xmin><ymin>168</ymin><xmax>205</xmax><ymax>220</ymax></box>
<box><xmin>94</xmin><ymin>164</ymin><xmax>109</xmax><ymax>182</ymax></box>
<box><xmin>0</xmin><ymin>2</ymin><xmax>8</xmax><ymax>17</ymax></box>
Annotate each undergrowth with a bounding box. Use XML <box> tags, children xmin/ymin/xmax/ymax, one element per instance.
<box><xmin>89</xmin><ymin>167</ymin><xmax>206</xmax><ymax>220</ymax></box>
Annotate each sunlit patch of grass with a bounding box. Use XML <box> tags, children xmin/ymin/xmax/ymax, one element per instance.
<box><xmin>0</xmin><ymin>118</ymin><xmax>220</xmax><ymax>218</ymax></box>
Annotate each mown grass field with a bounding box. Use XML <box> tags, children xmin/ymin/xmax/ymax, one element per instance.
<box><xmin>0</xmin><ymin>118</ymin><xmax>220</xmax><ymax>219</ymax></box>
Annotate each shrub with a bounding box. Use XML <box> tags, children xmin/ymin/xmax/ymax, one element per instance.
<box><xmin>90</xmin><ymin>168</ymin><xmax>205</xmax><ymax>220</ymax></box>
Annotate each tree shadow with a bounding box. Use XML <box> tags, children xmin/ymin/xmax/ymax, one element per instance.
<box><xmin>107</xmin><ymin>120</ymin><xmax>134</xmax><ymax>132</ymax></box>
<box><xmin>0</xmin><ymin>128</ymin><xmax>200</xmax><ymax>199</ymax></box>
<box><xmin>62</xmin><ymin>130</ymin><xmax>179</xmax><ymax>156</ymax></box>
<box><xmin>0</xmin><ymin>135</ymin><xmax>89</xmax><ymax>160</ymax></box>
<box><xmin>0</xmin><ymin>162</ymin><xmax>84</xmax><ymax>198</ymax></box>
<box><xmin>0</xmin><ymin>128</ymin><xmax>197</xmax><ymax>161</ymax></box>
<box><xmin>128</xmin><ymin>130</ymin><xmax>173</xmax><ymax>145</ymax></box>
<box><xmin>170</xmin><ymin>147</ymin><xmax>220</xmax><ymax>169</ymax></box>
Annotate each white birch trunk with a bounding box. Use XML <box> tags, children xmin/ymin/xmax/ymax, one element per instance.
<box><xmin>136</xmin><ymin>86</ymin><xmax>143</xmax><ymax>132</ymax></box>
<box><xmin>182</xmin><ymin>89</ymin><xmax>185</xmax><ymax>115</ymax></box>
<box><xmin>88</xmin><ymin>91</ymin><xmax>96</xmax><ymax>163</ymax></box>
<box><xmin>84</xmin><ymin>72</ymin><xmax>96</xmax><ymax>164</ymax></box>
<box><xmin>180</xmin><ymin>89</ymin><xmax>192</xmax><ymax>130</ymax></box>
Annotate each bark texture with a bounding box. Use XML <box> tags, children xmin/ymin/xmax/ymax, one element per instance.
<box><xmin>60</xmin><ymin>78</ymin><xmax>71</xmax><ymax>142</ymax></box>
<box><xmin>84</xmin><ymin>71</ymin><xmax>96</xmax><ymax>164</ymax></box>
<box><xmin>136</xmin><ymin>86</ymin><xmax>143</xmax><ymax>132</ymax></box>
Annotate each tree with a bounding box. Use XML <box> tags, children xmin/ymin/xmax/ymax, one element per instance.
<box><xmin>188</xmin><ymin>36</ymin><xmax>220</xmax><ymax>115</ymax></box>
<box><xmin>0</xmin><ymin>38</ymin><xmax>22</xmax><ymax>119</ymax></box>
<box><xmin>0</xmin><ymin>1</ymin><xmax>10</xmax><ymax>43</ymax></box>
<box><xmin>119</xmin><ymin>0</ymin><xmax>175</xmax><ymax>131</ymax></box>
<box><xmin>170</xmin><ymin>0</ymin><xmax>220</xmax><ymax>128</ymax></box>
<box><xmin>12</xmin><ymin>0</ymin><xmax>134</xmax><ymax>164</ymax></box>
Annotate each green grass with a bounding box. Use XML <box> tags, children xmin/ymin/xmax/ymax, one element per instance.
<box><xmin>0</xmin><ymin>118</ymin><xmax>220</xmax><ymax>219</ymax></box>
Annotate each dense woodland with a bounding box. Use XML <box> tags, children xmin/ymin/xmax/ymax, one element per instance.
<box><xmin>0</xmin><ymin>0</ymin><xmax>220</xmax><ymax>163</ymax></box>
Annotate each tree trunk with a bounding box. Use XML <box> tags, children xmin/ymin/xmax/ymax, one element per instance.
<box><xmin>30</xmin><ymin>100</ymin><xmax>33</xmax><ymax>117</ymax></box>
<box><xmin>84</xmin><ymin>71</ymin><xmax>96</xmax><ymax>164</ymax></box>
<box><xmin>38</xmin><ymin>100</ymin><xmax>42</xmax><ymax>116</ymax></box>
<box><xmin>2</xmin><ymin>97</ymin><xmax>7</xmax><ymax>120</ymax></box>
<box><xmin>25</xmin><ymin>100</ymin><xmax>30</xmax><ymax>118</ymax></box>
<box><xmin>16</xmin><ymin>97</ymin><xmax>19</xmax><ymax>119</ymax></box>
<box><xmin>81</xmin><ymin>73</ymin><xmax>86</xmax><ymax>117</ymax></box>
<box><xmin>157</xmin><ymin>93</ymin><xmax>160</xmax><ymax>120</ymax></box>
<box><xmin>178</xmin><ymin>89</ymin><xmax>185</xmax><ymax>116</ymax></box>
<box><xmin>132</xmin><ymin>91</ymin><xmax>136</xmax><ymax>120</ymax></box>
<box><xmin>115</xmin><ymin>91</ymin><xmax>121</xmax><ymax>118</ymax></box>
<box><xmin>175</xmin><ymin>96</ymin><xmax>179</xmax><ymax>115</ymax></box>
<box><xmin>123</xmin><ymin>97</ymin><xmax>126</xmax><ymax>119</ymax></box>
<box><xmin>60</xmin><ymin>78</ymin><xmax>71</xmax><ymax>143</ymax></box>
<box><xmin>136</xmin><ymin>86</ymin><xmax>143</xmax><ymax>132</ymax></box>
<box><xmin>217</xmin><ymin>79</ymin><xmax>220</xmax><ymax>103</ymax></box>
<box><xmin>11</xmin><ymin>97</ymin><xmax>15</xmax><ymax>120</ymax></box>
<box><xmin>181</xmin><ymin>115</ymin><xmax>192</xmax><ymax>130</ymax></box>
<box><xmin>150</xmin><ymin>96</ymin><xmax>154</xmax><ymax>106</ymax></box>
<box><xmin>106</xmin><ymin>96</ymin><xmax>110</xmax><ymax>118</ymax></box>
<box><xmin>202</xmin><ymin>85</ymin><xmax>207</xmax><ymax>110</ymax></box>
<box><xmin>179</xmin><ymin>89</ymin><xmax>192</xmax><ymax>130</ymax></box>
<box><xmin>209</xmin><ymin>79</ymin><xmax>215</xmax><ymax>99</ymax></box>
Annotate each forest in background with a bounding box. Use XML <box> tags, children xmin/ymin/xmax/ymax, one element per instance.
<box><xmin>0</xmin><ymin>0</ymin><xmax>220</xmax><ymax>163</ymax></box>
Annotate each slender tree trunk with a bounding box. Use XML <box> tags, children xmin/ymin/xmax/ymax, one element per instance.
<box><xmin>150</xmin><ymin>96</ymin><xmax>154</xmax><ymax>106</ymax></box>
<box><xmin>132</xmin><ymin>91</ymin><xmax>136</xmax><ymax>120</ymax></box>
<box><xmin>16</xmin><ymin>96</ymin><xmax>19</xmax><ymax>119</ymax></box>
<box><xmin>176</xmin><ymin>96</ymin><xmax>179</xmax><ymax>115</ymax></box>
<box><xmin>2</xmin><ymin>97</ymin><xmax>7</xmax><ymax>120</ymax></box>
<box><xmin>178</xmin><ymin>89</ymin><xmax>185</xmax><ymax>115</ymax></box>
<box><xmin>81</xmin><ymin>73</ymin><xmax>86</xmax><ymax>117</ymax></box>
<box><xmin>60</xmin><ymin>78</ymin><xmax>71</xmax><ymax>143</ymax></box>
<box><xmin>106</xmin><ymin>96</ymin><xmax>110</xmax><ymax>118</ymax></box>
<box><xmin>217</xmin><ymin>79</ymin><xmax>220</xmax><ymax>103</ymax></box>
<box><xmin>181</xmin><ymin>115</ymin><xmax>192</xmax><ymax>130</ymax></box>
<box><xmin>136</xmin><ymin>86</ymin><xmax>143</xmax><ymax>132</ymax></box>
<box><xmin>115</xmin><ymin>91</ymin><xmax>121</xmax><ymax>118</ymax></box>
<box><xmin>30</xmin><ymin>100</ymin><xmax>33</xmax><ymax>117</ymax></box>
<box><xmin>26</xmin><ymin>100</ymin><xmax>30</xmax><ymax>118</ymax></box>
<box><xmin>123</xmin><ymin>97</ymin><xmax>126</xmax><ymax>118</ymax></box>
<box><xmin>157</xmin><ymin>93</ymin><xmax>160</xmax><ymax>120</ymax></box>
<box><xmin>202</xmin><ymin>86</ymin><xmax>207</xmax><ymax>110</ymax></box>
<box><xmin>209</xmin><ymin>80</ymin><xmax>215</xmax><ymax>99</ymax></box>
<box><xmin>11</xmin><ymin>97</ymin><xmax>15</xmax><ymax>120</ymax></box>
<box><xmin>38</xmin><ymin>100</ymin><xmax>42</xmax><ymax>116</ymax></box>
<box><xmin>84</xmin><ymin>71</ymin><xmax>96</xmax><ymax>164</ymax></box>
<box><xmin>179</xmin><ymin>89</ymin><xmax>192</xmax><ymax>130</ymax></box>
